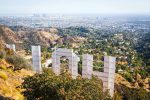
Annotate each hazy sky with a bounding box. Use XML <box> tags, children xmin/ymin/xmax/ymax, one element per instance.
<box><xmin>0</xmin><ymin>0</ymin><xmax>150</xmax><ymax>15</ymax></box>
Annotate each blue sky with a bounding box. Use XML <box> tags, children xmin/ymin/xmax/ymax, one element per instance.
<box><xmin>0</xmin><ymin>0</ymin><xmax>150</xmax><ymax>15</ymax></box>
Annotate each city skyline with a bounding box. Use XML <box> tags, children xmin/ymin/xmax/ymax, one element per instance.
<box><xmin>0</xmin><ymin>0</ymin><xmax>150</xmax><ymax>15</ymax></box>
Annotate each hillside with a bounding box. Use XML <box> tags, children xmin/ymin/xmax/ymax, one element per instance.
<box><xmin>0</xmin><ymin>25</ymin><xmax>88</xmax><ymax>50</ymax></box>
<box><xmin>0</xmin><ymin>44</ymin><xmax>34</xmax><ymax>100</ymax></box>
<box><xmin>0</xmin><ymin>25</ymin><xmax>22</xmax><ymax>44</ymax></box>
<box><xmin>22</xmin><ymin>30</ymin><xmax>60</xmax><ymax>47</ymax></box>
<box><xmin>0</xmin><ymin>66</ymin><xmax>33</xmax><ymax>100</ymax></box>
<box><xmin>0</xmin><ymin>25</ymin><xmax>61</xmax><ymax>49</ymax></box>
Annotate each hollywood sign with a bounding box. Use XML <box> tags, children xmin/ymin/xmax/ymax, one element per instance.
<box><xmin>32</xmin><ymin>46</ymin><xmax>116</xmax><ymax>96</ymax></box>
<box><xmin>6</xmin><ymin>44</ymin><xmax>116</xmax><ymax>96</ymax></box>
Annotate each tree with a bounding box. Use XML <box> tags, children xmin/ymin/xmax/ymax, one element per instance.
<box><xmin>5</xmin><ymin>55</ymin><xmax>31</xmax><ymax>70</ymax></box>
<box><xmin>22</xmin><ymin>68</ymin><xmax>111</xmax><ymax>100</ymax></box>
<box><xmin>115</xmin><ymin>84</ymin><xmax>150</xmax><ymax>100</ymax></box>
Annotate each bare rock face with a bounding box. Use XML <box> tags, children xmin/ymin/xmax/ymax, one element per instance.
<box><xmin>143</xmin><ymin>78</ymin><xmax>150</xmax><ymax>92</ymax></box>
<box><xmin>115</xmin><ymin>73</ymin><xmax>132</xmax><ymax>88</ymax></box>
<box><xmin>135</xmin><ymin>74</ymin><xmax>150</xmax><ymax>91</ymax></box>
<box><xmin>134</xmin><ymin>82</ymin><xmax>140</xmax><ymax>88</ymax></box>
<box><xmin>136</xmin><ymin>73</ymin><xmax>142</xmax><ymax>81</ymax></box>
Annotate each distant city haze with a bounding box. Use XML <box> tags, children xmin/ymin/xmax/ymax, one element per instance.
<box><xmin>0</xmin><ymin>0</ymin><xmax>150</xmax><ymax>15</ymax></box>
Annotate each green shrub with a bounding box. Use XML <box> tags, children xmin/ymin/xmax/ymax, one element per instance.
<box><xmin>112</xmin><ymin>92</ymin><xmax>122</xmax><ymax>100</ymax></box>
<box><xmin>0</xmin><ymin>71</ymin><xmax>8</xmax><ymax>80</ymax></box>
<box><xmin>0</xmin><ymin>50</ymin><xmax>6</xmax><ymax>59</ymax></box>
<box><xmin>123</xmin><ymin>72</ymin><xmax>133</xmax><ymax>82</ymax></box>
<box><xmin>116</xmin><ymin>84</ymin><xmax>150</xmax><ymax>100</ymax></box>
<box><xmin>139</xmin><ymin>68</ymin><xmax>149</xmax><ymax>79</ymax></box>
<box><xmin>5</xmin><ymin>55</ymin><xmax>31</xmax><ymax>71</ymax></box>
<box><xmin>22</xmin><ymin>68</ymin><xmax>111</xmax><ymax>100</ymax></box>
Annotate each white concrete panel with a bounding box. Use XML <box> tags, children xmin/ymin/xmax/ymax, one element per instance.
<box><xmin>56</xmin><ymin>48</ymin><xmax>73</xmax><ymax>53</ymax></box>
<box><xmin>82</xmin><ymin>54</ymin><xmax>93</xmax><ymax>79</ymax></box>
<box><xmin>92</xmin><ymin>56</ymin><xmax>116</xmax><ymax>97</ymax></box>
<box><xmin>104</xmin><ymin>62</ymin><xmax>116</xmax><ymax>69</ymax></box>
<box><xmin>6</xmin><ymin>44</ymin><xmax>16</xmax><ymax>51</ymax></box>
<box><xmin>104</xmin><ymin>68</ymin><xmax>115</xmax><ymax>73</ymax></box>
<box><xmin>32</xmin><ymin>46</ymin><xmax>42</xmax><ymax>73</ymax></box>
<box><xmin>104</xmin><ymin>56</ymin><xmax>116</xmax><ymax>63</ymax></box>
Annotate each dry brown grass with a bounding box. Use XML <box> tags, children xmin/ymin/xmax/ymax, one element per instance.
<box><xmin>0</xmin><ymin>59</ymin><xmax>34</xmax><ymax>100</ymax></box>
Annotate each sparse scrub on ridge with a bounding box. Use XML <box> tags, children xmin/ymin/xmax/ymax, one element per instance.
<box><xmin>5</xmin><ymin>55</ymin><xmax>32</xmax><ymax>71</ymax></box>
<box><xmin>0</xmin><ymin>43</ymin><xmax>32</xmax><ymax>71</ymax></box>
<box><xmin>0</xmin><ymin>50</ymin><xmax>6</xmax><ymax>59</ymax></box>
